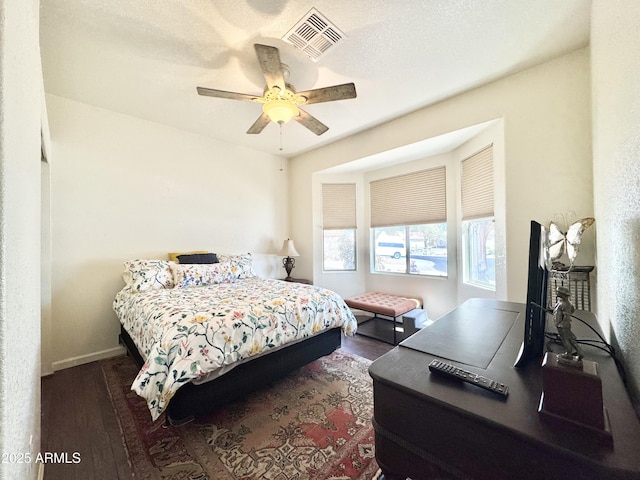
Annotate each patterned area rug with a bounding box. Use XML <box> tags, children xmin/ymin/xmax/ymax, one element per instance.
<box><xmin>102</xmin><ymin>350</ymin><xmax>380</xmax><ymax>479</ymax></box>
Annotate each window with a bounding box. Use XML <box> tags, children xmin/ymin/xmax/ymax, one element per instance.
<box><xmin>370</xmin><ymin>166</ymin><xmax>447</xmax><ymax>276</ymax></box>
<box><xmin>461</xmin><ymin>145</ymin><xmax>495</xmax><ymax>289</ymax></box>
<box><xmin>323</xmin><ymin>229</ymin><xmax>356</xmax><ymax>270</ymax></box>
<box><xmin>463</xmin><ymin>218</ymin><xmax>495</xmax><ymax>287</ymax></box>
<box><xmin>322</xmin><ymin>183</ymin><xmax>356</xmax><ymax>271</ymax></box>
<box><xmin>373</xmin><ymin>224</ymin><xmax>447</xmax><ymax>276</ymax></box>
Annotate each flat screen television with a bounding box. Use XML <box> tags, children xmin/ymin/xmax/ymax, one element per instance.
<box><xmin>514</xmin><ymin>220</ymin><xmax>549</xmax><ymax>367</ymax></box>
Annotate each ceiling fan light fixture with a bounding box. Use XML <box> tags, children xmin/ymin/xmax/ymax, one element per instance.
<box><xmin>197</xmin><ymin>43</ymin><xmax>355</xmax><ymax>135</ymax></box>
<box><xmin>263</xmin><ymin>99</ymin><xmax>299</xmax><ymax>124</ymax></box>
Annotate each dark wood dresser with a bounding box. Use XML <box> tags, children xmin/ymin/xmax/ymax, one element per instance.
<box><xmin>369</xmin><ymin>298</ymin><xmax>640</xmax><ymax>479</ymax></box>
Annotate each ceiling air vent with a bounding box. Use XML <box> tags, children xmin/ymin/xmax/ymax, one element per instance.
<box><xmin>282</xmin><ymin>8</ymin><xmax>347</xmax><ymax>62</ymax></box>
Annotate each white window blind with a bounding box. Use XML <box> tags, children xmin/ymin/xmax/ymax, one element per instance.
<box><xmin>370</xmin><ymin>166</ymin><xmax>446</xmax><ymax>228</ymax></box>
<box><xmin>322</xmin><ymin>183</ymin><xmax>356</xmax><ymax>229</ymax></box>
<box><xmin>461</xmin><ymin>144</ymin><xmax>494</xmax><ymax>220</ymax></box>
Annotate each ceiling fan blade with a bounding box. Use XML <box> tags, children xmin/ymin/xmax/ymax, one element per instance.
<box><xmin>294</xmin><ymin>109</ymin><xmax>329</xmax><ymax>136</ymax></box>
<box><xmin>254</xmin><ymin>44</ymin><xmax>285</xmax><ymax>92</ymax></box>
<box><xmin>247</xmin><ymin>113</ymin><xmax>271</xmax><ymax>134</ymax></box>
<box><xmin>197</xmin><ymin>86</ymin><xmax>261</xmax><ymax>102</ymax></box>
<box><xmin>296</xmin><ymin>83</ymin><xmax>357</xmax><ymax>105</ymax></box>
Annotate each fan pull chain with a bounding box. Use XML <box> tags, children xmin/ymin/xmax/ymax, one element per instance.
<box><xmin>279</xmin><ymin>123</ymin><xmax>284</xmax><ymax>171</ymax></box>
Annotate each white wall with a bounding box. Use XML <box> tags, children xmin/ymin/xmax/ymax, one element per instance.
<box><xmin>41</xmin><ymin>161</ymin><xmax>53</xmax><ymax>375</ymax></box>
<box><xmin>45</xmin><ymin>95</ymin><xmax>289</xmax><ymax>371</ymax></box>
<box><xmin>0</xmin><ymin>1</ymin><xmax>42</xmax><ymax>479</ymax></box>
<box><xmin>591</xmin><ymin>0</ymin><xmax>640</xmax><ymax>407</ymax></box>
<box><xmin>291</xmin><ymin>48</ymin><xmax>593</xmax><ymax>318</ymax></box>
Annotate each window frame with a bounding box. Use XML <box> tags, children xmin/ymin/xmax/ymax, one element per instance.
<box><xmin>369</xmin><ymin>165</ymin><xmax>448</xmax><ymax>277</ymax></box>
<box><xmin>462</xmin><ymin>216</ymin><xmax>496</xmax><ymax>290</ymax></box>
<box><xmin>371</xmin><ymin>223</ymin><xmax>448</xmax><ymax>277</ymax></box>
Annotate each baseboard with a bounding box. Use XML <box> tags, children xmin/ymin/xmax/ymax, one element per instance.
<box><xmin>51</xmin><ymin>345</ymin><xmax>126</xmax><ymax>372</ymax></box>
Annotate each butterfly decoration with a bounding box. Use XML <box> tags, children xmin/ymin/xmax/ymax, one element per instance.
<box><xmin>547</xmin><ymin>215</ymin><xmax>595</xmax><ymax>268</ymax></box>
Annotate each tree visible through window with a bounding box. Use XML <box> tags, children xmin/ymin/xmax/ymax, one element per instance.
<box><xmin>323</xmin><ymin>229</ymin><xmax>356</xmax><ymax>270</ymax></box>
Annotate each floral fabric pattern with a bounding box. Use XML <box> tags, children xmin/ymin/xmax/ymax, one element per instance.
<box><xmin>122</xmin><ymin>259</ymin><xmax>174</xmax><ymax>291</ymax></box>
<box><xmin>113</xmin><ymin>277</ymin><xmax>358</xmax><ymax>420</ymax></box>
<box><xmin>216</xmin><ymin>253</ymin><xmax>256</xmax><ymax>279</ymax></box>
<box><xmin>171</xmin><ymin>261</ymin><xmax>235</xmax><ymax>288</ymax></box>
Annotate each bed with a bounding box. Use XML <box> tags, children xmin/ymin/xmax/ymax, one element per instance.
<box><xmin>113</xmin><ymin>254</ymin><xmax>358</xmax><ymax>425</ymax></box>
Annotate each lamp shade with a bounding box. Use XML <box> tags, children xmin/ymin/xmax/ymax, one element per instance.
<box><xmin>263</xmin><ymin>99</ymin><xmax>299</xmax><ymax>124</ymax></box>
<box><xmin>279</xmin><ymin>239</ymin><xmax>300</xmax><ymax>257</ymax></box>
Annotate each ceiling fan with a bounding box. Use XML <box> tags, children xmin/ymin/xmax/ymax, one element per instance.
<box><xmin>197</xmin><ymin>44</ymin><xmax>357</xmax><ymax>136</ymax></box>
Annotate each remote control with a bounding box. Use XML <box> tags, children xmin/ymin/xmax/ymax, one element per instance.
<box><xmin>428</xmin><ymin>359</ymin><xmax>509</xmax><ymax>397</ymax></box>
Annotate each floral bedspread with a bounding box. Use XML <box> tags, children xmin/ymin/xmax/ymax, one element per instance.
<box><xmin>113</xmin><ymin>277</ymin><xmax>357</xmax><ymax>420</ymax></box>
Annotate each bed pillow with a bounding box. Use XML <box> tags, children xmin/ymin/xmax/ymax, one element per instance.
<box><xmin>216</xmin><ymin>253</ymin><xmax>257</xmax><ymax>279</ymax></box>
<box><xmin>171</xmin><ymin>262</ymin><xmax>235</xmax><ymax>288</ymax></box>
<box><xmin>122</xmin><ymin>259</ymin><xmax>174</xmax><ymax>291</ymax></box>
<box><xmin>177</xmin><ymin>252</ymin><xmax>219</xmax><ymax>264</ymax></box>
<box><xmin>168</xmin><ymin>251</ymin><xmax>209</xmax><ymax>263</ymax></box>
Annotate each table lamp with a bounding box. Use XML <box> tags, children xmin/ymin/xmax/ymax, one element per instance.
<box><xmin>279</xmin><ymin>239</ymin><xmax>300</xmax><ymax>280</ymax></box>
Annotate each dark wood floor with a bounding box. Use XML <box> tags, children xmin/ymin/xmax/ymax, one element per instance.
<box><xmin>41</xmin><ymin>361</ymin><xmax>133</xmax><ymax>480</ymax></box>
<box><xmin>341</xmin><ymin>330</ymin><xmax>396</xmax><ymax>360</ymax></box>
<box><xmin>41</xmin><ymin>333</ymin><xmax>393</xmax><ymax>480</ymax></box>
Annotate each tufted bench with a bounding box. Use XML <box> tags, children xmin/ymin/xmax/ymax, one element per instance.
<box><xmin>345</xmin><ymin>292</ymin><xmax>424</xmax><ymax>344</ymax></box>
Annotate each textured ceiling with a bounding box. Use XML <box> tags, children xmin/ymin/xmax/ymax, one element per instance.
<box><xmin>40</xmin><ymin>0</ymin><xmax>591</xmax><ymax>157</ymax></box>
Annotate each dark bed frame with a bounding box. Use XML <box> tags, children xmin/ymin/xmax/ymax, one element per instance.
<box><xmin>119</xmin><ymin>325</ymin><xmax>342</xmax><ymax>425</ymax></box>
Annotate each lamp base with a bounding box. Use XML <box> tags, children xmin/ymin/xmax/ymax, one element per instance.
<box><xmin>283</xmin><ymin>256</ymin><xmax>296</xmax><ymax>279</ymax></box>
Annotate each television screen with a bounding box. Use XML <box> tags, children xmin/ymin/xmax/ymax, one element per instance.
<box><xmin>514</xmin><ymin>220</ymin><xmax>549</xmax><ymax>367</ymax></box>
